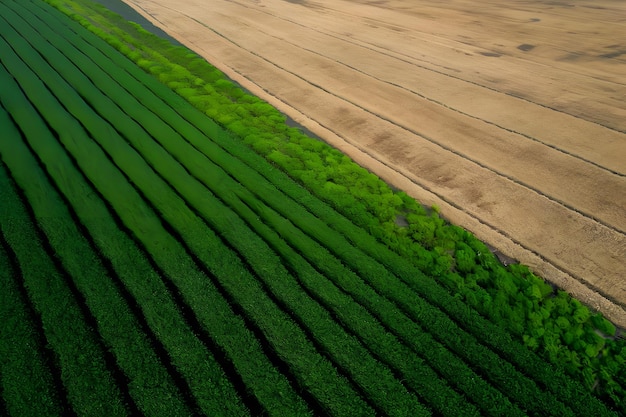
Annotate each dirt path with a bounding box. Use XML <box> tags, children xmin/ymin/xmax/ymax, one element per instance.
<box><xmin>122</xmin><ymin>0</ymin><xmax>626</xmax><ymax>326</ymax></box>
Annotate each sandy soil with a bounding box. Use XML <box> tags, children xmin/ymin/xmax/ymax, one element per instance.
<box><xmin>121</xmin><ymin>0</ymin><xmax>626</xmax><ymax>327</ymax></box>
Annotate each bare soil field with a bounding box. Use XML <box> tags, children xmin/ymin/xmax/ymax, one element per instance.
<box><xmin>121</xmin><ymin>0</ymin><xmax>626</xmax><ymax>326</ymax></box>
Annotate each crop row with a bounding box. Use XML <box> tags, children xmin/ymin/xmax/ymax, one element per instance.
<box><xmin>11</xmin><ymin>5</ymin><xmax>498</xmax><ymax>413</ymax></box>
<box><xmin>6</xmin><ymin>3</ymin><xmax>428</xmax><ymax>414</ymax></box>
<box><xmin>46</xmin><ymin>0</ymin><xmax>626</xmax><ymax>410</ymax></box>
<box><xmin>15</xmin><ymin>3</ymin><xmax>502</xmax><ymax>408</ymax></box>
<box><xmin>0</xmin><ymin>5</ymin><xmax>318</xmax><ymax>417</ymax></box>
<box><xmin>0</xmin><ymin>21</ymin><xmax>265</xmax><ymax>417</ymax></box>
<box><xmin>0</xmin><ymin>102</ymin><xmax>130</xmax><ymax>416</ymax></box>
<box><xmin>0</xmin><ymin>140</ymin><xmax>66</xmax><ymax>417</ymax></box>
<box><xmin>2</xmin><ymin>1</ymin><xmax>383</xmax><ymax>415</ymax></box>
<box><xmin>15</xmin><ymin>6</ymin><xmax>396</xmax><ymax>417</ymax></box>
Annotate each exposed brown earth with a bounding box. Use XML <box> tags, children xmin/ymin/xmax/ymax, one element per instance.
<box><xmin>122</xmin><ymin>0</ymin><xmax>626</xmax><ymax>326</ymax></box>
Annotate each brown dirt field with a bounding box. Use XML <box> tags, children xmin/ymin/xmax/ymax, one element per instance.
<box><xmin>122</xmin><ymin>0</ymin><xmax>626</xmax><ymax>327</ymax></box>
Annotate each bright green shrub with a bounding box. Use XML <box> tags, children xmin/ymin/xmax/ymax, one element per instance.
<box><xmin>592</xmin><ymin>314</ymin><xmax>617</xmax><ymax>337</ymax></box>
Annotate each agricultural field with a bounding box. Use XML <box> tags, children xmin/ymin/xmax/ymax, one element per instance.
<box><xmin>114</xmin><ymin>0</ymin><xmax>626</xmax><ymax>325</ymax></box>
<box><xmin>0</xmin><ymin>0</ymin><xmax>624</xmax><ymax>416</ymax></box>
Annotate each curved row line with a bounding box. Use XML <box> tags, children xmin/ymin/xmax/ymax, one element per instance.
<box><xmin>0</xmin><ymin>3</ymin><xmax>311</xmax><ymax>415</ymax></box>
<box><xmin>0</xmin><ymin>101</ymin><xmax>136</xmax><ymax>415</ymax></box>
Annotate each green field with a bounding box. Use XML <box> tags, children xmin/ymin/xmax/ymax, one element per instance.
<box><xmin>0</xmin><ymin>0</ymin><xmax>623</xmax><ymax>415</ymax></box>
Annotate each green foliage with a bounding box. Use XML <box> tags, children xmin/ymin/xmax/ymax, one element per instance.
<box><xmin>454</xmin><ymin>242</ymin><xmax>476</xmax><ymax>273</ymax></box>
<box><xmin>592</xmin><ymin>314</ymin><xmax>618</xmax><ymax>337</ymax></box>
<box><xmin>0</xmin><ymin>103</ymin><xmax>128</xmax><ymax>416</ymax></box>
<box><xmin>0</xmin><ymin>169</ymin><xmax>63</xmax><ymax>417</ymax></box>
